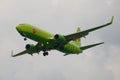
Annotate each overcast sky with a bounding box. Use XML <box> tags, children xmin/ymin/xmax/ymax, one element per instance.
<box><xmin>0</xmin><ymin>0</ymin><xmax>120</xmax><ymax>80</ymax></box>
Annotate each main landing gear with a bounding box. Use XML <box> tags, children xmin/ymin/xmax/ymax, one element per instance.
<box><xmin>43</xmin><ymin>52</ymin><xmax>48</xmax><ymax>56</ymax></box>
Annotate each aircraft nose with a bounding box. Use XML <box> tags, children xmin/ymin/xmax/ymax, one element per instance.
<box><xmin>16</xmin><ymin>25</ymin><xmax>21</xmax><ymax>32</ymax></box>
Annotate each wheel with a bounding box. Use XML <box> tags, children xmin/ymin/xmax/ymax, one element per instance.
<box><xmin>24</xmin><ymin>38</ymin><xmax>27</xmax><ymax>41</ymax></box>
<box><xmin>43</xmin><ymin>52</ymin><xmax>48</xmax><ymax>56</ymax></box>
<box><xmin>43</xmin><ymin>53</ymin><xmax>46</xmax><ymax>56</ymax></box>
<box><xmin>46</xmin><ymin>52</ymin><xmax>48</xmax><ymax>55</ymax></box>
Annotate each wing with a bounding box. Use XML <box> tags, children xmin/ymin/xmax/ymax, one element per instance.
<box><xmin>11</xmin><ymin>50</ymin><xmax>28</xmax><ymax>57</ymax></box>
<box><xmin>65</xmin><ymin>16</ymin><xmax>114</xmax><ymax>42</ymax></box>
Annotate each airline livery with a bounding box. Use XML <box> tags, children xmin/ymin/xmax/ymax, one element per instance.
<box><xmin>12</xmin><ymin>17</ymin><xmax>113</xmax><ymax>57</ymax></box>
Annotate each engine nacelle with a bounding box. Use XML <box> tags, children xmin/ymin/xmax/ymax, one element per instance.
<box><xmin>54</xmin><ymin>34</ymin><xmax>66</xmax><ymax>43</ymax></box>
<box><xmin>25</xmin><ymin>44</ymin><xmax>37</xmax><ymax>53</ymax></box>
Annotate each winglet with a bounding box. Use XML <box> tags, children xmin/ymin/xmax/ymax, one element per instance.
<box><xmin>110</xmin><ymin>16</ymin><xmax>114</xmax><ymax>24</ymax></box>
<box><xmin>11</xmin><ymin>50</ymin><xmax>14</xmax><ymax>57</ymax></box>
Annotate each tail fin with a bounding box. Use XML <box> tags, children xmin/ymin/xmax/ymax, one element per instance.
<box><xmin>74</xmin><ymin>27</ymin><xmax>81</xmax><ymax>47</ymax></box>
<box><xmin>81</xmin><ymin>42</ymin><xmax>104</xmax><ymax>50</ymax></box>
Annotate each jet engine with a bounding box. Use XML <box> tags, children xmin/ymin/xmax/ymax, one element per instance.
<box><xmin>25</xmin><ymin>44</ymin><xmax>38</xmax><ymax>53</ymax></box>
<box><xmin>54</xmin><ymin>34</ymin><xmax>66</xmax><ymax>43</ymax></box>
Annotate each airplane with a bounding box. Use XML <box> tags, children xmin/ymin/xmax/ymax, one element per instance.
<box><xmin>12</xmin><ymin>16</ymin><xmax>114</xmax><ymax>57</ymax></box>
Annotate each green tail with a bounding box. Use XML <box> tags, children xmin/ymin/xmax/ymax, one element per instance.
<box><xmin>73</xmin><ymin>27</ymin><xmax>81</xmax><ymax>47</ymax></box>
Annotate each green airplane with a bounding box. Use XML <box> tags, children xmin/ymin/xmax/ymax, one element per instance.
<box><xmin>12</xmin><ymin>17</ymin><xmax>113</xmax><ymax>57</ymax></box>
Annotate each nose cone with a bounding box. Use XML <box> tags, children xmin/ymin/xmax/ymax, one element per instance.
<box><xmin>16</xmin><ymin>25</ymin><xmax>20</xmax><ymax>31</ymax></box>
<box><xmin>16</xmin><ymin>24</ymin><xmax>23</xmax><ymax>32</ymax></box>
<box><xmin>16</xmin><ymin>24</ymin><xmax>25</xmax><ymax>37</ymax></box>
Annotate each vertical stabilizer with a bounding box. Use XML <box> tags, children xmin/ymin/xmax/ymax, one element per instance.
<box><xmin>73</xmin><ymin>27</ymin><xmax>81</xmax><ymax>47</ymax></box>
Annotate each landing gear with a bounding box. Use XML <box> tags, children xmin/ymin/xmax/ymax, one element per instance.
<box><xmin>43</xmin><ymin>52</ymin><xmax>48</xmax><ymax>56</ymax></box>
<box><xmin>37</xmin><ymin>52</ymin><xmax>39</xmax><ymax>55</ymax></box>
<box><xmin>24</xmin><ymin>37</ymin><xmax>27</xmax><ymax>41</ymax></box>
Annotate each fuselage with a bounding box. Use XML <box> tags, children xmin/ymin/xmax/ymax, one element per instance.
<box><xmin>16</xmin><ymin>24</ymin><xmax>82</xmax><ymax>54</ymax></box>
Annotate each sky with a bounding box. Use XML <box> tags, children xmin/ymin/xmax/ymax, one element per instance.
<box><xmin>0</xmin><ymin>0</ymin><xmax>120</xmax><ymax>80</ymax></box>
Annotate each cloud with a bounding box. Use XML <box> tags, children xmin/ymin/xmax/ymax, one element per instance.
<box><xmin>105</xmin><ymin>0</ymin><xmax>114</xmax><ymax>6</ymax></box>
<box><xmin>105</xmin><ymin>45</ymin><xmax>120</xmax><ymax>80</ymax></box>
<box><xmin>0</xmin><ymin>0</ymin><xmax>120</xmax><ymax>80</ymax></box>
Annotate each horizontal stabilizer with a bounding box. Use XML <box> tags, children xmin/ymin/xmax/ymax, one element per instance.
<box><xmin>81</xmin><ymin>42</ymin><xmax>104</xmax><ymax>50</ymax></box>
